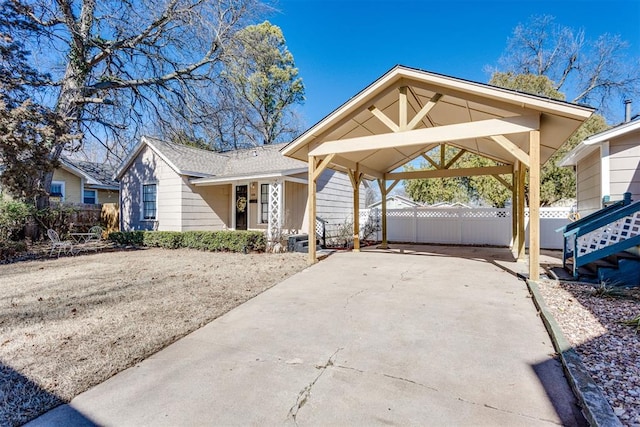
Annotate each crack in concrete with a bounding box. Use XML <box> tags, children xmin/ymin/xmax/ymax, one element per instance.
<box><xmin>455</xmin><ymin>396</ymin><xmax>562</xmax><ymax>425</ymax></box>
<box><xmin>344</xmin><ymin>289</ymin><xmax>367</xmax><ymax>311</ymax></box>
<box><xmin>334</xmin><ymin>364</ymin><xmax>559</xmax><ymax>424</ymax></box>
<box><xmin>381</xmin><ymin>373</ymin><xmax>439</xmax><ymax>392</ymax></box>
<box><xmin>334</xmin><ymin>364</ymin><xmax>439</xmax><ymax>392</ymax></box>
<box><xmin>287</xmin><ymin>348</ymin><xmax>342</xmax><ymax>425</ymax></box>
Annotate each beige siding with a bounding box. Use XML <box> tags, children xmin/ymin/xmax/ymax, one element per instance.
<box><xmin>96</xmin><ymin>189</ymin><xmax>119</xmax><ymax>204</ymax></box>
<box><xmin>52</xmin><ymin>168</ymin><xmax>82</xmax><ymax>203</ymax></box>
<box><xmin>120</xmin><ymin>146</ymin><xmax>183</xmax><ymax>231</ymax></box>
<box><xmin>576</xmin><ymin>149</ymin><xmax>601</xmax><ymax>216</ymax></box>
<box><xmin>182</xmin><ymin>182</ymin><xmax>231</xmax><ymax>231</ymax></box>
<box><xmin>609</xmin><ymin>133</ymin><xmax>640</xmax><ymax>202</ymax></box>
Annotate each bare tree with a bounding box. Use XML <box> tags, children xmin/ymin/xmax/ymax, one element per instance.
<box><xmin>4</xmin><ymin>0</ymin><xmax>262</xmax><ymax>203</ymax></box>
<box><xmin>496</xmin><ymin>15</ymin><xmax>640</xmax><ymax>118</ymax></box>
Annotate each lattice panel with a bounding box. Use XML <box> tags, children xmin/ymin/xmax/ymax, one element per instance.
<box><xmin>315</xmin><ymin>218</ymin><xmax>324</xmax><ymax>236</ymax></box>
<box><xmin>460</xmin><ymin>210</ymin><xmax>509</xmax><ymax>218</ymax></box>
<box><xmin>387</xmin><ymin>210</ymin><xmax>416</xmax><ymax>218</ymax></box>
<box><xmin>267</xmin><ymin>181</ymin><xmax>282</xmax><ymax>243</ymax></box>
<box><xmin>576</xmin><ymin>211</ymin><xmax>640</xmax><ymax>257</ymax></box>
<box><xmin>525</xmin><ymin>208</ymin><xmax>572</xmax><ymax>219</ymax></box>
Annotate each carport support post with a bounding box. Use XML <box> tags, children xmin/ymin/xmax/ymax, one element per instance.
<box><xmin>511</xmin><ymin>163</ymin><xmax>518</xmax><ymax>250</ymax></box>
<box><xmin>378</xmin><ymin>179</ymin><xmax>388</xmax><ymax>249</ymax></box>
<box><xmin>517</xmin><ymin>161</ymin><xmax>526</xmax><ymax>261</ymax></box>
<box><xmin>528</xmin><ymin>130</ymin><xmax>541</xmax><ymax>280</ymax></box>
<box><xmin>307</xmin><ymin>156</ymin><xmax>317</xmax><ymax>265</ymax></box>
<box><xmin>349</xmin><ymin>166</ymin><xmax>362</xmax><ymax>252</ymax></box>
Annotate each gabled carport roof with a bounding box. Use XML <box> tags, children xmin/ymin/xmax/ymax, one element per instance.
<box><xmin>282</xmin><ymin>65</ymin><xmax>593</xmax><ymax>178</ymax></box>
<box><xmin>282</xmin><ymin>65</ymin><xmax>595</xmax><ymax>281</ymax></box>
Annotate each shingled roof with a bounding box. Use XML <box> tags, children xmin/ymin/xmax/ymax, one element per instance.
<box><xmin>221</xmin><ymin>144</ymin><xmax>306</xmax><ymax>176</ymax></box>
<box><xmin>61</xmin><ymin>157</ymin><xmax>119</xmax><ymax>189</ymax></box>
<box><xmin>116</xmin><ymin>137</ymin><xmax>307</xmax><ymax>181</ymax></box>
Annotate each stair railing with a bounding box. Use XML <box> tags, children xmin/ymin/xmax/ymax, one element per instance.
<box><xmin>315</xmin><ymin>216</ymin><xmax>327</xmax><ymax>248</ymax></box>
<box><xmin>561</xmin><ymin>193</ymin><xmax>640</xmax><ymax>277</ymax></box>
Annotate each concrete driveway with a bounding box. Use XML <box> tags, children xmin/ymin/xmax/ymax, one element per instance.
<box><xmin>30</xmin><ymin>245</ymin><xmax>584</xmax><ymax>426</ymax></box>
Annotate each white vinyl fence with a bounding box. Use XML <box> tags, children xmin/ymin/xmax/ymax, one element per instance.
<box><xmin>360</xmin><ymin>207</ymin><xmax>571</xmax><ymax>250</ymax></box>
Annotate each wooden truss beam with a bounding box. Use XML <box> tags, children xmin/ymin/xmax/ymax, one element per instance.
<box><xmin>407</xmin><ymin>93</ymin><xmax>442</xmax><ymax>130</ymax></box>
<box><xmin>492</xmin><ymin>174</ymin><xmax>513</xmax><ymax>191</ymax></box>
<box><xmin>444</xmin><ymin>149</ymin><xmax>466</xmax><ymax>169</ymax></box>
<box><xmin>309</xmin><ymin>115</ymin><xmax>540</xmax><ymax>157</ymax></box>
<box><xmin>421</xmin><ymin>153</ymin><xmax>441</xmax><ymax>169</ymax></box>
<box><xmin>368</xmin><ymin>106</ymin><xmax>399</xmax><ymax>132</ymax></box>
<box><xmin>386</xmin><ymin>165</ymin><xmax>513</xmax><ymax>181</ymax></box>
<box><xmin>490</xmin><ymin>135</ymin><xmax>530</xmax><ymax>167</ymax></box>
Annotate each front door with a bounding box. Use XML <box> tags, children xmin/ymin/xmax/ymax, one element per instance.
<box><xmin>235</xmin><ymin>185</ymin><xmax>248</xmax><ymax>230</ymax></box>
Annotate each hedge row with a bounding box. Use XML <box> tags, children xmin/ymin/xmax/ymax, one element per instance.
<box><xmin>108</xmin><ymin>230</ymin><xmax>267</xmax><ymax>253</ymax></box>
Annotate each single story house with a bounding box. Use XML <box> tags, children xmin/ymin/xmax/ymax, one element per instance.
<box><xmin>560</xmin><ymin>117</ymin><xmax>640</xmax><ymax>216</ymax></box>
<box><xmin>0</xmin><ymin>157</ymin><xmax>119</xmax><ymax>205</ymax></box>
<box><xmin>115</xmin><ymin>137</ymin><xmax>366</xmax><ymax>238</ymax></box>
<box><xmin>51</xmin><ymin>158</ymin><xmax>120</xmax><ymax>205</ymax></box>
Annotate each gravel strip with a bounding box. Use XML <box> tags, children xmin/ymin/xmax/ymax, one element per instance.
<box><xmin>537</xmin><ymin>280</ymin><xmax>640</xmax><ymax>426</ymax></box>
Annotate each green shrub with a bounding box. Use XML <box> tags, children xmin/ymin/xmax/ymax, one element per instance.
<box><xmin>143</xmin><ymin>231</ymin><xmax>183</xmax><ymax>249</ymax></box>
<box><xmin>108</xmin><ymin>231</ymin><xmax>145</xmax><ymax>246</ymax></box>
<box><xmin>0</xmin><ymin>198</ymin><xmax>32</xmax><ymax>242</ymax></box>
<box><xmin>108</xmin><ymin>230</ymin><xmax>266</xmax><ymax>252</ymax></box>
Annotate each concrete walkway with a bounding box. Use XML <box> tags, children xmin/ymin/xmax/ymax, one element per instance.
<box><xmin>30</xmin><ymin>246</ymin><xmax>585</xmax><ymax>426</ymax></box>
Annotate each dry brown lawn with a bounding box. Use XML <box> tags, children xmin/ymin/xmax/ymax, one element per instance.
<box><xmin>0</xmin><ymin>248</ymin><xmax>308</xmax><ymax>426</ymax></box>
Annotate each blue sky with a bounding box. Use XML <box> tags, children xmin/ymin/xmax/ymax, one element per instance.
<box><xmin>269</xmin><ymin>0</ymin><xmax>640</xmax><ymax>127</ymax></box>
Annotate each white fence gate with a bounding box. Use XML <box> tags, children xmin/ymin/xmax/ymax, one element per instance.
<box><xmin>360</xmin><ymin>207</ymin><xmax>571</xmax><ymax>250</ymax></box>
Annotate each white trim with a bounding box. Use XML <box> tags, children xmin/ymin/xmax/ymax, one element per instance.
<box><xmin>190</xmin><ymin>168</ymin><xmax>308</xmax><ymax>186</ymax></box>
<box><xmin>600</xmin><ymin>142</ymin><xmax>610</xmax><ymax>202</ymax></box>
<box><xmin>560</xmin><ymin>119</ymin><xmax>640</xmax><ymax>167</ymax></box>
<box><xmin>583</xmin><ymin>119</ymin><xmax>640</xmax><ymax>145</ymax></box>
<box><xmin>59</xmin><ymin>159</ymin><xmax>101</xmax><ymax>185</ymax></box>
<box><xmin>140</xmin><ymin>181</ymin><xmax>158</xmax><ymax>221</ymax></box>
<box><xmin>51</xmin><ymin>180</ymin><xmax>66</xmax><ymax>201</ymax></box>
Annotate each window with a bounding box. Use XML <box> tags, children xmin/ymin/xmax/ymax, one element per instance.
<box><xmin>142</xmin><ymin>184</ymin><xmax>157</xmax><ymax>220</ymax></box>
<box><xmin>83</xmin><ymin>189</ymin><xmax>97</xmax><ymax>204</ymax></box>
<box><xmin>50</xmin><ymin>181</ymin><xmax>65</xmax><ymax>200</ymax></box>
<box><xmin>260</xmin><ymin>184</ymin><xmax>269</xmax><ymax>223</ymax></box>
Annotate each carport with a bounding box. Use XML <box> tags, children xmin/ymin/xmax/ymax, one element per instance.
<box><xmin>282</xmin><ymin>66</ymin><xmax>594</xmax><ymax>279</ymax></box>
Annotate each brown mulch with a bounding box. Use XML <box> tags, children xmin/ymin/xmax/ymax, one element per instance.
<box><xmin>537</xmin><ymin>280</ymin><xmax>640</xmax><ymax>426</ymax></box>
<box><xmin>0</xmin><ymin>248</ymin><xmax>308</xmax><ymax>426</ymax></box>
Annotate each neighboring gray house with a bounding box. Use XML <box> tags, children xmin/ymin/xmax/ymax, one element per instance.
<box><xmin>560</xmin><ymin>117</ymin><xmax>640</xmax><ymax>216</ymax></box>
<box><xmin>368</xmin><ymin>194</ymin><xmax>421</xmax><ymax>209</ymax></box>
<box><xmin>115</xmin><ymin>137</ymin><xmax>366</xmax><ymax>237</ymax></box>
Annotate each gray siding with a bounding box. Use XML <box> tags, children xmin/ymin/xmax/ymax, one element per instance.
<box><xmin>121</xmin><ymin>146</ymin><xmax>183</xmax><ymax>231</ymax></box>
<box><xmin>316</xmin><ymin>169</ymin><xmax>367</xmax><ymax>232</ymax></box>
<box><xmin>576</xmin><ymin>149</ymin><xmax>601</xmax><ymax>216</ymax></box>
<box><xmin>609</xmin><ymin>132</ymin><xmax>640</xmax><ymax>202</ymax></box>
